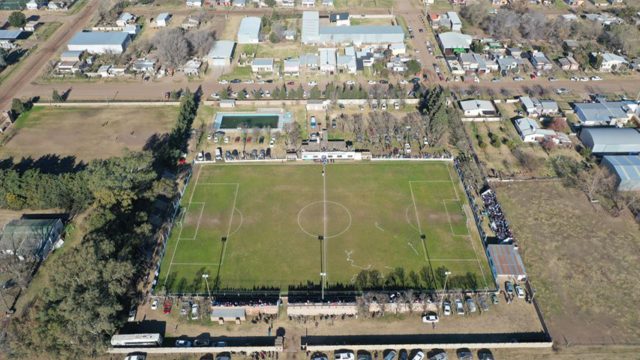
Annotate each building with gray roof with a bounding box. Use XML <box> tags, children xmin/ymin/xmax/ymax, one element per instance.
<box><xmin>0</xmin><ymin>30</ymin><xmax>23</xmax><ymax>41</ymax></box>
<box><xmin>237</xmin><ymin>17</ymin><xmax>261</xmax><ymax>44</ymax></box>
<box><xmin>437</xmin><ymin>32</ymin><xmax>472</xmax><ymax>56</ymax></box>
<box><xmin>602</xmin><ymin>155</ymin><xmax>640</xmax><ymax>191</ymax></box>
<box><xmin>301</xmin><ymin>11</ymin><xmax>403</xmax><ymax>45</ymax></box>
<box><xmin>207</xmin><ymin>40</ymin><xmax>236</xmax><ymax>67</ymax></box>
<box><xmin>580</xmin><ymin>128</ymin><xmax>640</xmax><ymax>155</ymax></box>
<box><xmin>573</xmin><ymin>100</ymin><xmax>638</xmax><ymax>126</ymax></box>
<box><xmin>67</xmin><ymin>31</ymin><xmax>131</xmax><ymax>54</ymax></box>
<box><xmin>0</xmin><ymin>218</ymin><xmax>64</xmax><ymax>261</ymax></box>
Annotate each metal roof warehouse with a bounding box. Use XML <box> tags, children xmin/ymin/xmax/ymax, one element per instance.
<box><xmin>579</xmin><ymin>128</ymin><xmax>640</xmax><ymax>155</ymax></box>
<box><xmin>602</xmin><ymin>155</ymin><xmax>640</xmax><ymax>191</ymax></box>
<box><xmin>237</xmin><ymin>17</ymin><xmax>261</xmax><ymax>44</ymax></box>
<box><xmin>67</xmin><ymin>31</ymin><xmax>131</xmax><ymax>54</ymax></box>
<box><xmin>486</xmin><ymin>244</ymin><xmax>527</xmax><ymax>281</ymax></box>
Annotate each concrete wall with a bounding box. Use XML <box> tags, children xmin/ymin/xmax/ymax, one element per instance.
<box><xmin>461</xmin><ymin>117</ymin><xmax>501</xmax><ymax>122</ymax></box>
<box><xmin>109</xmin><ymin>346</ymin><xmax>280</xmax><ymax>354</ymax></box>
<box><xmin>304</xmin><ymin>342</ymin><xmax>553</xmax><ymax>352</ymax></box>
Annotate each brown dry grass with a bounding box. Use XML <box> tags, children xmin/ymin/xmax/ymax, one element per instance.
<box><xmin>495</xmin><ymin>181</ymin><xmax>640</xmax><ymax>346</ymax></box>
<box><xmin>0</xmin><ymin>106</ymin><xmax>178</xmax><ymax>161</ymax></box>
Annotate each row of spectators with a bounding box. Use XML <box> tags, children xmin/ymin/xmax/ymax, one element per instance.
<box><xmin>481</xmin><ymin>189</ymin><xmax>513</xmax><ymax>242</ymax></box>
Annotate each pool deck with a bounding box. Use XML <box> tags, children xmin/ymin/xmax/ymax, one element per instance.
<box><xmin>213</xmin><ymin>109</ymin><xmax>293</xmax><ymax>131</ymax></box>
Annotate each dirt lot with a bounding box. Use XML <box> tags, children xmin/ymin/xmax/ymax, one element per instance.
<box><xmin>495</xmin><ymin>181</ymin><xmax>640</xmax><ymax>346</ymax></box>
<box><xmin>0</xmin><ymin>106</ymin><xmax>178</xmax><ymax>161</ymax></box>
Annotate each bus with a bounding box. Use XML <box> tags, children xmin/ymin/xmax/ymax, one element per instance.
<box><xmin>111</xmin><ymin>333</ymin><xmax>163</xmax><ymax>347</ymax></box>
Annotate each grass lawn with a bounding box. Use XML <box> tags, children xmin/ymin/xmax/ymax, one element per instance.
<box><xmin>157</xmin><ymin>162</ymin><xmax>491</xmax><ymax>294</ymax></box>
<box><xmin>0</xmin><ymin>106</ymin><xmax>178</xmax><ymax>161</ymax></box>
<box><xmin>333</xmin><ymin>0</ymin><xmax>393</xmax><ymax>8</ymax></box>
<box><xmin>496</xmin><ymin>181</ymin><xmax>640</xmax><ymax>345</ymax></box>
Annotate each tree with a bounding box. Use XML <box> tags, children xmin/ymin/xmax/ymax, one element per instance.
<box><xmin>265</xmin><ymin>0</ymin><xmax>276</xmax><ymax>6</ymax></box>
<box><xmin>52</xmin><ymin>90</ymin><xmax>64</xmax><ymax>103</ymax></box>
<box><xmin>11</xmin><ymin>98</ymin><xmax>28</xmax><ymax>115</ymax></box>
<box><xmin>0</xmin><ymin>48</ymin><xmax>7</xmax><ymax>68</ymax></box>
<box><xmin>590</xmin><ymin>53</ymin><xmax>603</xmax><ymax>70</ymax></box>
<box><xmin>309</xmin><ymin>86</ymin><xmax>321</xmax><ymax>99</ymax></box>
<box><xmin>8</xmin><ymin>11</ymin><xmax>26</xmax><ymax>28</ymax></box>
<box><xmin>269</xmin><ymin>32</ymin><xmax>280</xmax><ymax>43</ymax></box>
<box><xmin>460</xmin><ymin>2</ymin><xmax>490</xmax><ymax>27</ymax></box>
<box><xmin>405</xmin><ymin>59</ymin><xmax>421</xmax><ymax>75</ymax></box>
<box><xmin>185</xmin><ymin>30</ymin><xmax>215</xmax><ymax>57</ymax></box>
<box><xmin>546</xmin><ymin>117</ymin><xmax>568</xmax><ymax>133</ymax></box>
<box><xmin>154</xmin><ymin>28</ymin><xmax>190</xmax><ymax>68</ymax></box>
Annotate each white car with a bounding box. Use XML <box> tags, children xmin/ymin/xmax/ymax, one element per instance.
<box><xmin>579</xmin><ymin>77</ymin><xmax>589</xmax><ymax>82</ymax></box>
<box><xmin>128</xmin><ymin>307</ymin><xmax>136</xmax><ymax>322</ymax></box>
<box><xmin>399</xmin><ymin>79</ymin><xmax>408</xmax><ymax>85</ymax></box>
<box><xmin>410</xmin><ymin>351</ymin><xmax>424</xmax><ymax>360</ymax></box>
<box><xmin>455</xmin><ymin>299</ymin><xmax>465</xmax><ymax>315</ymax></box>
<box><xmin>570</xmin><ymin>76</ymin><xmax>578</xmax><ymax>81</ymax></box>
<box><xmin>211</xmin><ymin>92</ymin><xmax>220</xmax><ymax>100</ymax></box>
<box><xmin>308</xmin><ymin>81</ymin><xmax>318</xmax><ymax>86</ymax></box>
<box><xmin>151</xmin><ymin>299</ymin><xmax>158</xmax><ymax>310</ymax></box>
<box><xmin>335</xmin><ymin>351</ymin><xmax>355</xmax><ymax>360</ymax></box>
<box><xmin>244</xmin><ymin>79</ymin><xmax>254</xmax><ymax>84</ymax></box>
<box><xmin>345</xmin><ymin>80</ymin><xmax>355</xmax><ymax>85</ymax></box>
<box><xmin>443</xmin><ymin>301</ymin><xmax>451</xmax><ymax>316</ymax></box>
<box><xmin>125</xmin><ymin>355</ymin><xmax>146</xmax><ymax>360</ymax></box>
<box><xmin>556</xmin><ymin>88</ymin><xmax>569</xmax><ymax>95</ymax></box>
<box><xmin>191</xmin><ymin>304</ymin><xmax>199</xmax><ymax>320</ymax></box>
<box><xmin>422</xmin><ymin>312</ymin><xmax>439</xmax><ymax>323</ymax></box>
<box><xmin>257</xmin><ymin>80</ymin><xmax>266</xmax><ymax>84</ymax></box>
<box><xmin>218</xmin><ymin>80</ymin><xmax>229</xmax><ymax>84</ymax></box>
<box><xmin>590</xmin><ymin>76</ymin><xmax>603</xmax><ymax>81</ymax></box>
<box><xmin>368</xmin><ymin>80</ymin><xmax>377</xmax><ymax>85</ymax></box>
<box><xmin>515</xmin><ymin>285</ymin><xmax>526</xmax><ymax>299</ymax></box>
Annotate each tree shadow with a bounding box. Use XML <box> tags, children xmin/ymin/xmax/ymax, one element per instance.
<box><xmin>0</xmin><ymin>154</ymin><xmax>86</xmax><ymax>174</ymax></box>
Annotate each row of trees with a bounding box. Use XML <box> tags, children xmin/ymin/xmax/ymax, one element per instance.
<box><xmin>353</xmin><ymin>266</ymin><xmax>479</xmax><ymax>291</ymax></box>
<box><xmin>155</xmin><ymin>88</ymin><xmax>199</xmax><ymax>167</ymax></box>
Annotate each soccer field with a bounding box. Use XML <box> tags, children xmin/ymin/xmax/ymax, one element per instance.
<box><xmin>157</xmin><ymin>162</ymin><xmax>491</xmax><ymax>294</ymax></box>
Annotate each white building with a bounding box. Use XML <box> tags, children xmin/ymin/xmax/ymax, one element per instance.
<box><xmin>186</xmin><ymin>0</ymin><xmax>203</xmax><ymax>6</ymax></box>
<box><xmin>598</xmin><ymin>52</ymin><xmax>628</xmax><ymax>72</ymax></box>
<box><xmin>183</xmin><ymin>59</ymin><xmax>202</xmax><ymax>76</ymax></box>
<box><xmin>207</xmin><ymin>40</ymin><xmax>236</xmax><ymax>67</ymax></box>
<box><xmin>514</xmin><ymin>117</ymin><xmax>556</xmax><ymax>142</ymax></box>
<box><xmin>330</xmin><ymin>13</ymin><xmax>350</xmax><ymax>26</ymax></box>
<box><xmin>284</xmin><ymin>58</ymin><xmax>300</xmax><ymax>74</ymax></box>
<box><xmin>459</xmin><ymin>100</ymin><xmax>498</xmax><ymax>117</ymax></box>
<box><xmin>519</xmin><ymin>96</ymin><xmax>559</xmax><ymax>117</ymax></box>
<box><xmin>26</xmin><ymin>0</ymin><xmax>39</xmax><ymax>10</ymax></box>
<box><xmin>67</xmin><ymin>31</ymin><xmax>131</xmax><ymax>54</ymax></box>
<box><xmin>237</xmin><ymin>17</ymin><xmax>261</xmax><ymax>44</ymax></box>
<box><xmin>319</xmin><ymin>48</ymin><xmax>337</xmax><ymax>73</ymax></box>
<box><xmin>446</xmin><ymin>12</ymin><xmax>462</xmax><ymax>32</ymax></box>
<box><xmin>251</xmin><ymin>58</ymin><xmax>274</xmax><ymax>72</ymax></box>
<box><xmin>116</xmin><ymin>12</ymin><xmax>136</xmax><ymax>27</ymax></box>
<box><xmin>156</xmin><ymin>13</ymin><xmax>171</xmax><ymax>27</ymax></box>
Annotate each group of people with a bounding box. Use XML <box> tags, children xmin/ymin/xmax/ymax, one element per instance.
<box><xmin>481</xmin><ymin>189</ymin><xmax>513</xmax><ymax>241</ymax></box>
<box><xmin>212</xmin><ymin>295</ymin><xmax>279</xmax><ymax>307</ymax></box>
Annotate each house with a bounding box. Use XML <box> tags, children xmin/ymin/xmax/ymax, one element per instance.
<box><xmin>597</xmin><ymin>52</ymin><xmax>628</xmax><ymax>72</ymax></box>
<box><xmin>437</xmin><ymin>32</ymin><xmax>472</xmax><ymax>57</ymax></box>
<box><xmin>278</xmin><ymin>0</ymin><xmax>295</xmax><ymax>7</ymax></box>
<box><xmin>519</xmin><ymin>97</ymin><xmax>559</xmax><ymax>117</ymax></box>
<box><xmin>116</xmin><ymin>12</ymin><xmax>136</xmax><ymax>27</ymax></box>
<box><xmin>132</xmin><ymin>58</ymin><xmax>156</xmax><ymax>73</ymax></box>
<box><xmin>573</xmin><ymin>99</ymin><xmax>638</xmax><ymax>126</ymax></box>
<box><xmin>602</xmin><ymin>155</ymin><xmax>640</xmax><ymax>191</ymax></box>
<box><xmin>26</xmin><ymin>0</ymin><xmax>39</xmax><ymax>10</ymax></box>
<box><xmin>507</xmin><ymin>47</ymin><xmax>522</xmax><ymax>58</ymax></box>
<box><xmin>580</xmin><ymin>128</ymin><xmax>640</xmax><ymax>155</ymax></box>
<box><xmin>284</xmin><ymin>58</ymin><xmax>300</xmax><ymax>74</ymax></box>
<box><xmin>123</xmin><ymin>24</ymin><xmax>141</xmax><ymax>36</ymax></box>
<box><xmin>0</xmin><ymin>30</ymin><xmax>24</xmax><ymax>44</ymax></box>
<box><xmin>529</xmin><ymin>51</ymin><xmax>553</xmax><ymax>70</ymax></box>
<box><xmin>300</xmin><ymin>53</ymin><xmax>319</xmax><ymax>69</ymax></box>
<box><xmin>389</xmin><ymin>43</ymin><xmax>406</xmax><ymax>55</ymax></box>
<box><xmin>486</xmin><ymin>244</ymin><xmax>527</xmax><ymax>282</ymax></box>
<box><xmin>283</xmin><ymin>30</ymin><xmax>296</xmax><ymax>41</ymax></box>
<box><xmin>56</xmin><ymin>60</ymin><xmax>83</xmax><ymax>74</ymax></box>
<box><xmin>301</xmin><ymin>11</ymin><xmax>403</xmax><ymax>45</ymax></box>
<box><xmin>19</xmin><ymin>20</ymin><xmax>39</xmax><ymax>32</ymax></box>
<box><xmin>156</xmin><ymin>13</ymin><xmax>171</xmax><ymax>27</ymax></box>
<box><xmin>338</xmin><ymin>54</ymin><xmax>357</xmax><ymax>74</ymax></box>
<box><xmin>459</xmin><ymin>100</ymin><xmax>497</xmax><ymax>117</ymax></box>
<box><xmin>233</xmin><ymin>0</ymin><xmax>246</xmax><ymax>7</ymax></box>
<box><xmin>207</xmin><ymin>40</ymin><xmax>236</xmax><ymax>67</ymax></box>
<box><xmin>48</xmin><ymin>1</ymin><xmax>70</xmax><ymax>10</ymax></box>
<box><xmin>322</xmin><ymin>0</ymin><xmax>334</xmax><ymax>6</ymax></box>
<box><xmin>514</xmin><ymin>117</ymin><xmax>556</xmax><ymax>142</ymax></box>
<box><xmin>0</xmin><ymin>218</ymin><xmax>64</xmax><ymax>262</ymax></box>
<box><xmin>459</xmin><ymin>52</ymin><xmax>488</xmax><ymax>73</ymax></box>
<box><xmin>67</xmin><ymin>31</ymin><xmax>130</xmax><ymax>54</ymax></box>
<box><xmin>181</xmin><ymin>17</ymin><xmax>201</xmax><ymax>30</ymax></box>
<box><xmin>584</xmin><ymin>13</ymin><xmax>623</xmax><ymax>26</ymax></box>
<box><xmin>183</xmin><ymin>59</ymin><xmax>202</xmax><ymax>76</ymax></box>
<box><xmin>251</xmin><ymin>58</ymin><xmax>274</xmax><ymax>72</ymax></box>
<box><xmin>211</xmin><ymin>308</ymin><xmax>246</xmax><ymax>324</ymax></box>
<box><xmin>329</xmin><ymin>12</ymin><xmax>350</xmax><ymax>26</ymax></box>
<box><xmin>237</xmin><ymin>17</ymin><xmax>261</xmax><ymax>44</ymax></box>
<box><xmin>428</xmin><ymin>13</ymin><xmax>441</xmax><ymax>29</ymax></box>
<box><xmin>563</xmin><ymin>39</ymin><xmax>579</xmax><ymax>51</ymax></box>
<box><xmin>446</xmin><ymin>11</ymin><xmax>462</xmax><ymax>32</ymax></box>
<box><xmin>60</xmin><ymin>50</ymin><xmax>83</xmax><ymax>62</ymax></box>
<box><xmin>302</xmin><ymin>0</ymin><xmax>315</xmax><ymax>6</ymax></box>
<box><xmin>497</xmin><ymin>56</ymin><xmax>519</xmax><ymax>73</ymax></box>
<box><xmin>387</xmin><ymin>56</ymin><xmax>406</xmax><ymax>73</ymax></box>
<box><xmin>319</xmin><ymin>48</ymin><xmax>337</xmax><ymax>72</ymax></box>
<box><xmin>564</xmin><ymin>0</ymin><xmax>583</xmax><ymax>5</ymax></box>
<box><xmin>558</xmin><ymin>56</ymin><xmax>580</xmax><ymax>71</ymax></box>
<box><xmin>186</xmin><ymin>0</ymin><xmax>203</xmax><ymax>6</ymax></box>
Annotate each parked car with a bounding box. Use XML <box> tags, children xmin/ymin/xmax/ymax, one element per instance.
<box><xmin>422</xmin><ymin>312</ymin><xmax>439</xmax><ymax>323</ymax></box>
<box><xmin>466</xmin><ymin>297</ymin><xmax>477</xmax><ymax>313</ymax></box>
<box><xmin>357</xmin><ymin>351</ymin><xmax>372</xmax><ymax>360</ymax></box>
<box><xmin>230</xmin><ymin>79</ymin><xmax>242</xmax><ymax>83</ymax></box>
<box><xmin>515</xmin><ymin>284</ymin><xmax>526</xmax><ymax>298</ymax></box>
<box><xmin>125</xmin><ymin>355</ymin><xmax>146</xmax><ymax>360</ymax></box>
<box><xmin>384</xmin><ymin>350</ymin><xmax>397</xmax><ymax>360</ymax></box>
<box><xmin>399</xmin><ymin>350</ymin><xmax>408</xmax><ymax>360</ymax></box>
<box><xmin>308</xmin><ymin>81</ymin><xmax>318</xmax><ymax>86</ymax></box>
<box><xmin>151</xmin><ymin>299</ymin><xmax>158</xmax><ymax>310</ymax></box>
<box><xmin>428</xmin><ymin>350</ymin><xmax>447</xmax><ymax>360</ymax></box>
<box><xmin>513</xmin><ymin>76</ymin><xmax>524</xmax><ymax>81</ymax></box>
<box><xmin>455</xmin><ymin>299</ymin><xmax>464</xmax><ymax>315</ymax></box>
<box><xmin>456</xmin><ymin>348</ymin><xmax>473</xmax><ymax>360</ymax></box>
<box><xmin>556</xmin><ymin>88</ymin><xmax>569</xmax><ymax>95</ymax></box>
<box><xmin>478</xmin><ymin>296</ymin><xmax>489</xmax><ymax>311</ymax></box>
<box><xmin>312</xmin><ymin>353</ymin><xmax>329</xmax><ymax>360</ymax></box>
<box><xmin>190</xmin><ymin>303</ymin><xmax>199</xmax><ymax>320</ymax></box>
<box><xmin>477</xmin><ymin>349</ymin><xmax>494</xmax><ymax>360</ymax></box>
<box><xmin>218</xmin><ymin>80</ymin><xmax>229</xmax><ymax>84</ymax></box>
<box><xmin>411</xmin><ymin>350</ymin><xmax>425</xmax><ymax>360</ymax></box>
<box><xmin>505</xmin><ymin>281</ymin><xmax>515</xmax><ymax>294</ymax></box>
<box><xmin>194</xmin><ymin>338</ymin><xmax>210</xmax><ymax>347</ymax></box>
<box><xmin>128</xmin><ymin>307</ymin><xmax>137</xmax><ymax>322</ymax></box>
<box><xmin>591</xmin><ymin>76</ymin><xmax>602</xmax><ymax>81</ymax></box>
<box><xmin>490</xmin><ymin>293</ymin><xmax>499</xmax><ymax>305</ymax></box>
<box><xmin>175</xmin><ymin>339</ymin><xmax>192</xmax><ymax>347</ymax></box>
<box><xmin>335</xmin><ymin>351</ymin><xmax>355</xmax><ymax>360</ymax></box>
<box><xmin>345</xmin><ymin>80</ymin><xmax>355</xmax><ymax>85</ymax></box>
<box><xmin>216</xmin><ymin>353</ymin><xmax>232</xmax><ymax>360</ymax></box>
<box><xmin>443</xmin><ymin>300</ymin><xmax>451</xmax><ymax>316</ymax></box>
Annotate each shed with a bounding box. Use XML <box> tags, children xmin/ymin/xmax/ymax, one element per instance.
<box><xmin>237</xmin><ymin>17</ymin><xmax>261</xmax><ymax>44</ymax></box>
<box><xmin>207</xmin><ymin>40</ymin><xmax>236</xmax><ymax>67</ymax></box>
<box><xmin>251</xmin><ymin>58</ymin><xmax>274</xmax><ymax>72</ymax></box>
<box><xmin>486</xmin><ymin>244</ymin><xmax>526</xmax><ymax>281</ymax></box>
<box><xmin>602</xmin><ymin>155</ymin><xmax>640</xmax><ymax>191</ymax></box>
<box><xmin>210</xmin><ymin>308</ymin><xmax>246</xmax><ymax>324</ymax></box>
<box><xmin>0</xmin><ymin>30</ymin><xmax>24</xmax><ymax>41</ymax></box>
<box><xmin>60</xmin><ymin>50</ymin><xmax>83</xmax><ymax>62</ymax></box>
<box><xmin>156</xmin><ymin>13</ymin><xmax>171</xmax><ymax>27</ymax></box>
<box><xmin>329</xmin><ymin>12</ymin><xmax>350</xmax><ymax>26</ymax></box>
<box><xmin>580</xmin><ymin>128</ymin><xmax>640</xmax><ymax>155</ymax></box>
<box><xmin>459</xmin><ymin>99</ymin><xmax>497</xmax><ymax>117</ymax></box>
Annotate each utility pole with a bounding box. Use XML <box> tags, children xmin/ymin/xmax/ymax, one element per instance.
<box><xmin>440</xmin><ymin>271</ymin><xmax>452</xmax><ymax>309</ymax></box>
<box><xmin>202</xmin><ymin>273</ymin><xmax>211</xmax><ymax>298</ymax></box>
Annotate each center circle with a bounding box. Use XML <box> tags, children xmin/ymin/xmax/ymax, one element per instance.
<box><xmin>297</xmin><ymin>201</ymin><xmax>352</xmax><ymax>239</ymax></box>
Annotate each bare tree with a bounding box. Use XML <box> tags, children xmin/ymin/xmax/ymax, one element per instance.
<box><xmin>186</xmin><ymin>30</ymin><xmax>216</xmax><ymax>58</ymax></box>
<box><xmin>154</xmin><ymin>28</ymin><xmax>190</xmax><ymax>68</ymax></box>
<box><xmin>578</xmin><ymin>166</ymin><xmax>617</xmax><ymax>203</ymax></box>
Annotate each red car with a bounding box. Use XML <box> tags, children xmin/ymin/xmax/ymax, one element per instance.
<box><xmin>287</xmin><ymin>81</ymin><xmax>295</xmax><ymax>86</ymax></box>
<box><xmin>530</xmin><ymin>73</ymin><xmax>537</xmax><ymax>79</ymax></box>
<box><xmin>163</xmin><ymin>299</ymin><xmax>172</xmax><ymax>314</ymax></box>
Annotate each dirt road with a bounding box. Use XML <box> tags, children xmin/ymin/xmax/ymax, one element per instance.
<box><xmin>0</xmin><ymin>0</ymin><xmax>101</xmax><ymax>110</ymax></box>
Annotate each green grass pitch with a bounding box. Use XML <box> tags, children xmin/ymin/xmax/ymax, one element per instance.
<box><xmin>157</xmin><ymin>162</ymin><xmax>491</xmax><ymax>294</ymax></box>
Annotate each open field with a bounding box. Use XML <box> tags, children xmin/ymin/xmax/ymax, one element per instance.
<box><xmin>495</xmin><ymin>181</ymin><xmax>640</xmax><ymax>345</ymax></box>
<box><xmin>157</xmin><ymin>162</ymin><xmax>491</xmax><ymax>294</ymax></box>
<box><xmin>0</xmin><ymin>106</ymin><xmax>178</xmax><ymax>161</ymax></box>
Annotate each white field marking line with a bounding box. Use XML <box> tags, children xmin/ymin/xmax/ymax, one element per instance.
<box><xmin>429</xmin><ymin>258</ymin><xmax>480</xmax><ymax>262</ymax></box>
<box><xmin>408</xmin><ymin>182</ymin><xmax>423</xmax><ymax>235</ymax></box>
<box><xmin>171</xmin><ymin>262</ymin><xmax>220</xmax><ymax>266</ymax></box>
<box><xmin>345</xmin><ymin>250</ymin><xmax>373</xmax><ymax>270</ymax></box>
<box><xmin>164</xmin><ymin>166</ymin><xmax>203</xmax><ymax>284</ymax></box>
<box><xmin>178</xmin><ymin>202</ymin><xmax>206</xmax><ymax>241</ymax></box>
<box><xmin>375</xmin><ymin>222</ymin><xmax>385</xmax><ymax>232</ymax></box>
<box><xmin>446</xmin><ymin>164</ymin><xmax>461</xmax><ymax>201</ymax></box>
<box><xmin>407</xmin><ymin>242</ymin><xmax>420</xmax><ymax>256</ymax></box>
<box><xmin>219</xmin><ymin>183</ymin><xmax>240</xmax><ymax>267</ymax></box>
<box><xmin>323</xmin><ymin>164</ymin><xmax>328</xmax><ymax>286</ymax></box>
<box><xmin>195</xmin><ymin>182</ymin><xmax>242</xmax><ymax>185</ymax></box>
<box><xmin>405</xmin><ymin>205</ymin><xmax>420</xmax><ymax>233</ymax></box>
